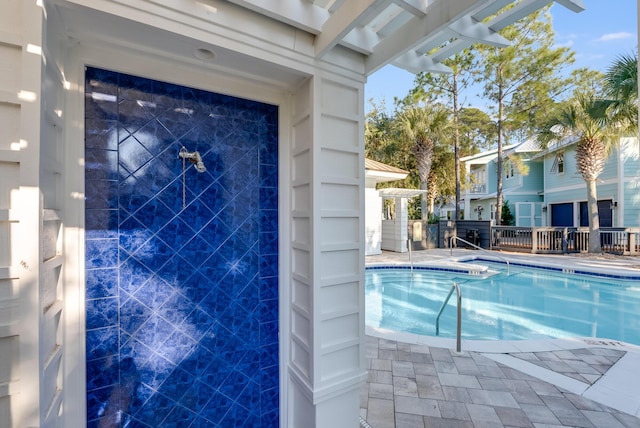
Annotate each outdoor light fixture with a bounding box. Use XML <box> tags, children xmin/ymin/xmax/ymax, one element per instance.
<box><xmin>610</xmin><ymin>201</ymin><xmax>618</xmax><ymax>209</ymax></box>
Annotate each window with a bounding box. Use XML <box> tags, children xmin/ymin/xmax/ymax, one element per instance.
<box><xmin>551</xmin><ymin>152</ymin><xmax>564</xmax><ymax>174</ymax></box>
<box><xmin>504</xmin><ymin>161</ymin><xmax>515</xmax><ymax>179</ymax></box>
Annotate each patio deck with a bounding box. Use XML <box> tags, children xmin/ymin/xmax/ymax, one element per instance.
<box><xmin>360</xmin><ymin>249</ymin><xmax>640</xmax><ymax>428</ymax></box>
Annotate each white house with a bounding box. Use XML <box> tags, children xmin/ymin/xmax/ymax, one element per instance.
<box><xmin>0</xmin><ymin>1</ymin><xmax>585</xmax><ymax>427</ymax></box>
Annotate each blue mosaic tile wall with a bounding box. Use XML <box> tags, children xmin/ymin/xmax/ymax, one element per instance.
<box><xmin>84</xmin><ymin>67</ymin><xmax>279</xmax><ymax>427</ymax></box>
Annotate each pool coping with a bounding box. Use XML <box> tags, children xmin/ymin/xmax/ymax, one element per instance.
<box><xmin>366</xmin><ymin>256</ymin><xmax>640</xmax><ymax>281</ymax></box>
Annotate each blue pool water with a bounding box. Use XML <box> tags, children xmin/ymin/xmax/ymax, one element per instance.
<box><xmin>365</xmin><ymin>262</ymin><xmax>640</xmax><ymax>345</ymax></box>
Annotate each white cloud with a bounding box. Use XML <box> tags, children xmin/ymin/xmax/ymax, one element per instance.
<box><xmin>595</xmin><ymin>32</ymin><xmax>634</xmax><ymax>42</ymax></box>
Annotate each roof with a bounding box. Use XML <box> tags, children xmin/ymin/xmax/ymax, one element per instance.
<box><xmin>462</xmin><ymin>138</ymin><xmax>542</xmax><ymax>165</ymax></box>
<box><xmin>226</xmin><ymin>0</ymin><xmax>585</xmax><ymax>76</ymax></box>
<box><xmin>365</xmin><ymin>158</ymin><xmax>408</xmax><ymax>175</ymax></box>
<box><xmin>378</xmin><ymin>188</ymin><xmax>426</xmax><ymax>198</ymax></box>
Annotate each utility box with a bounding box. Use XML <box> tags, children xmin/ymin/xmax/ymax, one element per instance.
<box><xmin>466</xmin><ymin>229</ymin><xmax>480</xmax><ymax>247</ymax></box>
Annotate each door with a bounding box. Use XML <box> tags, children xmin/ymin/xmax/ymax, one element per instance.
<box><xmin>551</xmin><ymin>203</ymin><xmax>573</xmax><ymax>226</ymax></box>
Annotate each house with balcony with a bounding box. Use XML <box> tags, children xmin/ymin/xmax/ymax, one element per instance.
<box><xmin>462</xmin><ymin>135</ymin><xmax>640</xmax><ymax>230</ymax></box>
<box><xmin>462</xmin><ymin>138</ymin><xmax>544</xmax><ymax>226</ymax></box>
<box><xmin>534</xmin><ymin>136</ymin><xmax>640</xmax><ymax>228</ymax></box>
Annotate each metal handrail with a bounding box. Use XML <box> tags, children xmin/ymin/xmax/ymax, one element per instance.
<box><xmin>407</xmin><ymin>238</ymin><xmax>413</xmax><ymax>274</ymax></box>
<box><xmin>435</xmin><ymin>282</ymin><xmax>461</xmax><ymax>353</ymax></box>
<box><xmin>450</xmin><ymin>236</ymin><xmax>510</xmax><ymax>275</ymax></box>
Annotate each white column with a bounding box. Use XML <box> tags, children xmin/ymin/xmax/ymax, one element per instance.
<box><xmin>287</xmin><ymin>73</ymin><xmax>366</xmax><ymax>428</ymax></box>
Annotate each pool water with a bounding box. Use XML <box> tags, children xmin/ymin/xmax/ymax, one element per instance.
<box><xmin>365</xmin><ymin>262</ymin><xmax>640</xmax><ymax>345</ymax></box>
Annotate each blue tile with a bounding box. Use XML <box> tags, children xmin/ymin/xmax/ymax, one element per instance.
<box><xmin>259</xmin><ymin>209</ymin><xmax>278</xmax><ymax>233</ymax></box>
<box><xmin>259</xmin><ymin>298</ymin><xmax>278</xmax><ymax>324</ymax></box>
<box><xmin>199</xmin><ymin>287</ymin><xmax>232</xmax><ymax>321</ymax></box>
<box><xmin>180</xmin><ymin>380</ymin><xmax>215</xmax><ymax>413</ymax></box>
<box><xmin>86</xmin><ymin>68</ymin><xmax>279</xmax><ymax>426</ymax></box>
<box><xmin>261</xmin><ymin>388</ymin><xmax>280</xmax><ymax>418</ymax></box>
<box><xmin>259</xmin><ymin>364</ymin><xmax>279</xmax><ymax>389</ymax></box>
<box><xmin>180</xmin><ymin>306</ymin><xmax>215</xmax><ymax>341</ymax></box>
<box><xmin>156</xmin><ymin>177</ymin><xmax>192</xmax><ymax>215</ymax></box>
<box><xmin>160</xmin><ymin>292</ymin><xmax>195</xmax><ymax>327</ymax></box>
<box><xmin>259</xmin><ymin>276</ymin><xmax>278</xmax><ymax>301</ymax></box>
<box><xmin>86</xmin><ymin>67</ymin><xmax>119</xmax><ymax>91</ymax></box>
<box><xmin>119</xmin><ymin>256</ymin><xmax>153</xmax><ymax>296</ymax></box>
<box><xmin>133</xmin><ymin>314</ymin><xmax>176</xmax><ymax>350</ymax></box>
<box><xmin>130</xmin><ymin>236</ymin><xmax>174</xmax><ymax>272</ymax></box>
<box><xmin>119</xmin><ymin>134</ymin><xmax>154</xmax><ymax>174</ymax></box>
<box><xmin>180</xmin><ymin>346</ymin><xmax>214</xmax><ymax>379</ymax></box>
<box><xmin>157</xmin><ymin>255</ymin><xmax>202</xmax><ymax>291</ymax></box>
<box><xmin>219</xmin><ymin>402</ymin><xmax>254</xmax><ymax>428</ymax></box>
<box><xmin>132</xmin><ymin>275</ymin><xmax>175</xmax><ymax>311</ymax></box>
<box><xmin>131</xmin><ymin>200</ymin><xmax>176</xmax><ymax>234</ymax></box>
<box><xmin>85</xmin><ymin>179</ymin><xmax>118</xmax><ymax>210</ymax></box>
<box><xmin>159</xmin><ymin>367</ymin><xmax>194</xmax><ymax>402</ymax></box>
<box><xmin>86</xmin><ymin>267</ymin><xmax>118</xmax><ymax>299</ymax></box>
<box><xmin>197</xmin><ymin>391</ymin><xmax>233</xmax><ymax>425</ymax></box>
<box><xmin>260</xmin><ymin>343</ymin><xmax>279</xmax><ymax>369</ymax></box>
<box><xmin>199</xmin><ymin>352</ymin><xmax>234</xmax><ymax>391</ymax></box>
<box><xmin>119</xmin><ymin>296</ymin><xmax>152</xmax><ymax>335</ymax></box>
<box><xmin>133</xmin><ymin>391</ymin><xmax>174</xmax><ymax>425</ymax></box>
<box><xmin>235</xmin><ymin>349</ymin><xmax>260</xmax><ymax>380</ymax></box>
<box><xmin>119</xmin><ymin>215</ymin><xmax>152</xmax><ymax>254</ymax></box>
<box><xmin>87</xmin><ymin>357</ymin><xmax>119</xmax><ymax>391</ymax></box>
<box><xmin>259</xmin><ymin>254</ymin><xmax>278</xmax><ymax>278</ymax></box>
<box><xmin>85</xmin><ymin>149</ymin><xmax>118</xmax><ymax>180</ymax></box>
<box><xmin>86</xmin><ymin>297</ymin><xmax>118</xmax><ymax>330</ymax></box>
<box><xmin>260</xmin><ymin>320</ymin><xmax>278</xmax><ymax>346</ymax></box>
<box><xmin>86</xmin><ymin>326</ymin><xmax>118</xmax><ymax>361</ymax></box>
<box><xmin>259</xmin><ymin>187</ymin><xmax>278</xmax><ymax>211</ymax></box>
<box><xmin>160</xmin><ymin>404</ymin><xmax>197</xmax><ymax>428</ymax></box>
<box><xmin>178</xmin><ymin>273</ymin><xmax>214</xmax><ymax>307</ymax></box>
<box><xmin>236</xmin><ymin>379</ymin><xmax>261</xmax><ymax>414</ymax></box>
<box><xmin>179</xmin><ymin>235</ymin><xmax>214</xmax><ymax>269</ymax></box>
<box><xmin>137</xmin><ymin>353</ymin><xmax>176</xmax><ymax>390</ymax></box>
<box><xmin>86</xmin><ymin>385</ymin><xmax>113</xmax><ymax>421</ymax></box>
<box><xmin>85</xmin><ymin>96</ymin><xmax>118</xmax><ymax>121</ymax></box>
<box><xmin>86</xmin><ymin>209</ymin><xmax>118</xmax><ymax>240</ymax></box>
<box><xmin>181</xmin><ymin>198</ymin><xmax>215</xmax><ymax>233</ymax></box>
<box><xmin>260</xmin><ymin>231</ymin><xmax>278</xmax><ymax>256</ymax></box>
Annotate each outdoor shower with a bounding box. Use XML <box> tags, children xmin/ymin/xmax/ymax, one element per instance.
<box><xmin>179</xmin><ymin>146</ymin><xmax>207</xmax><ymax>209</ymax></box>
<box><xmin>178</xmin><ymin>147</ymin><xmax>207</xmax><ymax>173</ymax></box>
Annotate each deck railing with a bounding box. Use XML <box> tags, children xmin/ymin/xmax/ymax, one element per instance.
<box><xmin>491</xmin><ymin>226</ymin><xmax>640</xmax><ymax>255</ymax></box>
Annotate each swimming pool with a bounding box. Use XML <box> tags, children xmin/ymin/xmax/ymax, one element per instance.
<box><xmin>366</xmin><ymin>260</ymin><xmax>640</xmax><ymax>345</ymax></box>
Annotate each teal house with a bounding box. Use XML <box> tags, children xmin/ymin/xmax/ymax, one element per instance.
<box><xmin>463</xmin><ymin>136</ymin><xmax>640</xmax><ymax>228</ymax></box>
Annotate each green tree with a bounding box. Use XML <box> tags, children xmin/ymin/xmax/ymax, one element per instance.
<box><xmin>538</xmin><ymin>93</ymin><xmax>621</xmax><ymax>253</ymax></box>
<box><xmin>395</xmin><ymin>104</ymin><xmax>451</xmax><ymax>219</ymax></box>
<box><xmin>474</xmin><ymin>5</ymin><xmax>576</xmax><ymax>225</ymax></box>
<box><xmin>603</xmin><ymin>52</ymin><xmax>638</xmax><ymax>130</ymax></box>
<box><xmin>411</xmin><ymin>51</ymin><xmax>476</xmax><ymax>220</ymax></box>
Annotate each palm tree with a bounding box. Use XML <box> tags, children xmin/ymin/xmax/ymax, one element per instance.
<box><xmin>538</xmin><ymin>94</ymin><xmax>619</xmax><ymax>253</ymax></box>
<box><xmin>604</xmin><ymin>52</ymin><xmax>638</xmax><ymax>130</ymax></box>
<box><xmin>395</xmin><ymin>105</ymin><xmax>451</xmax><ymax>219</ymax></box>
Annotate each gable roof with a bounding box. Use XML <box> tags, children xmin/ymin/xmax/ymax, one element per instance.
<box><xmin>365</xmin><ymin>158</ymin><xmax>408</xmax><ymax>175</ymax></box>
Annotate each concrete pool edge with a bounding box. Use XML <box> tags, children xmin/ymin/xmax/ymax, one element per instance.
<box><xmin>366</xmin><ymin>325</ymin><xmax>640</xmax><ymax>418</ymax></box>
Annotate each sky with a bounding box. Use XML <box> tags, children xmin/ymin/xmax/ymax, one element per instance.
<box><xmin>364</xmin><ymin>0</ymin><xmax>638</xmax><ymax>113</ymax></box>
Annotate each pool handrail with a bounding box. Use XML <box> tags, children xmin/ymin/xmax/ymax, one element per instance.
<box><xmin>407</xmin><ymin>238</ymin><xmax>414</xmax><ymax>274</ymax></box>
<box><xmin>435</xmin><ymin>282</ymin><xmax>461</xmax><ymax>353</ymax></box>
<box><xmin>449</xmin><ymin>236</ymin><xmax>510</xmax><ymax>275</ymax></box>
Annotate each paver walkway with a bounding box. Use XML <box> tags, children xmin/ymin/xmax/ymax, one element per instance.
<box><xmin>360</xmin><ymin>335</ymin><xmax>640</xmax><ymax>428</ymax></box>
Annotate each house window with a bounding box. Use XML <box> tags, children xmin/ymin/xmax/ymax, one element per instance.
<box><xmin>504</xmin><ymin>161</ymin><xmax>515</xmax><ymax>179</ymax></box>
<box><xmin>551</xmin><ymin>152</ymin><xmax>564</xmax><ymax>174</ymax></box>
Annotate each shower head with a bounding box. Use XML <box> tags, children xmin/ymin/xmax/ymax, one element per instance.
<box><xmin>195</xmin><ymin>159</ymin><xmax>207</xmax><ymax>173</ymax></box>
<box><xmin>179</xmin><ymin>148</ymin><xmax>207</xmax><ymax>173</ymax></box>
